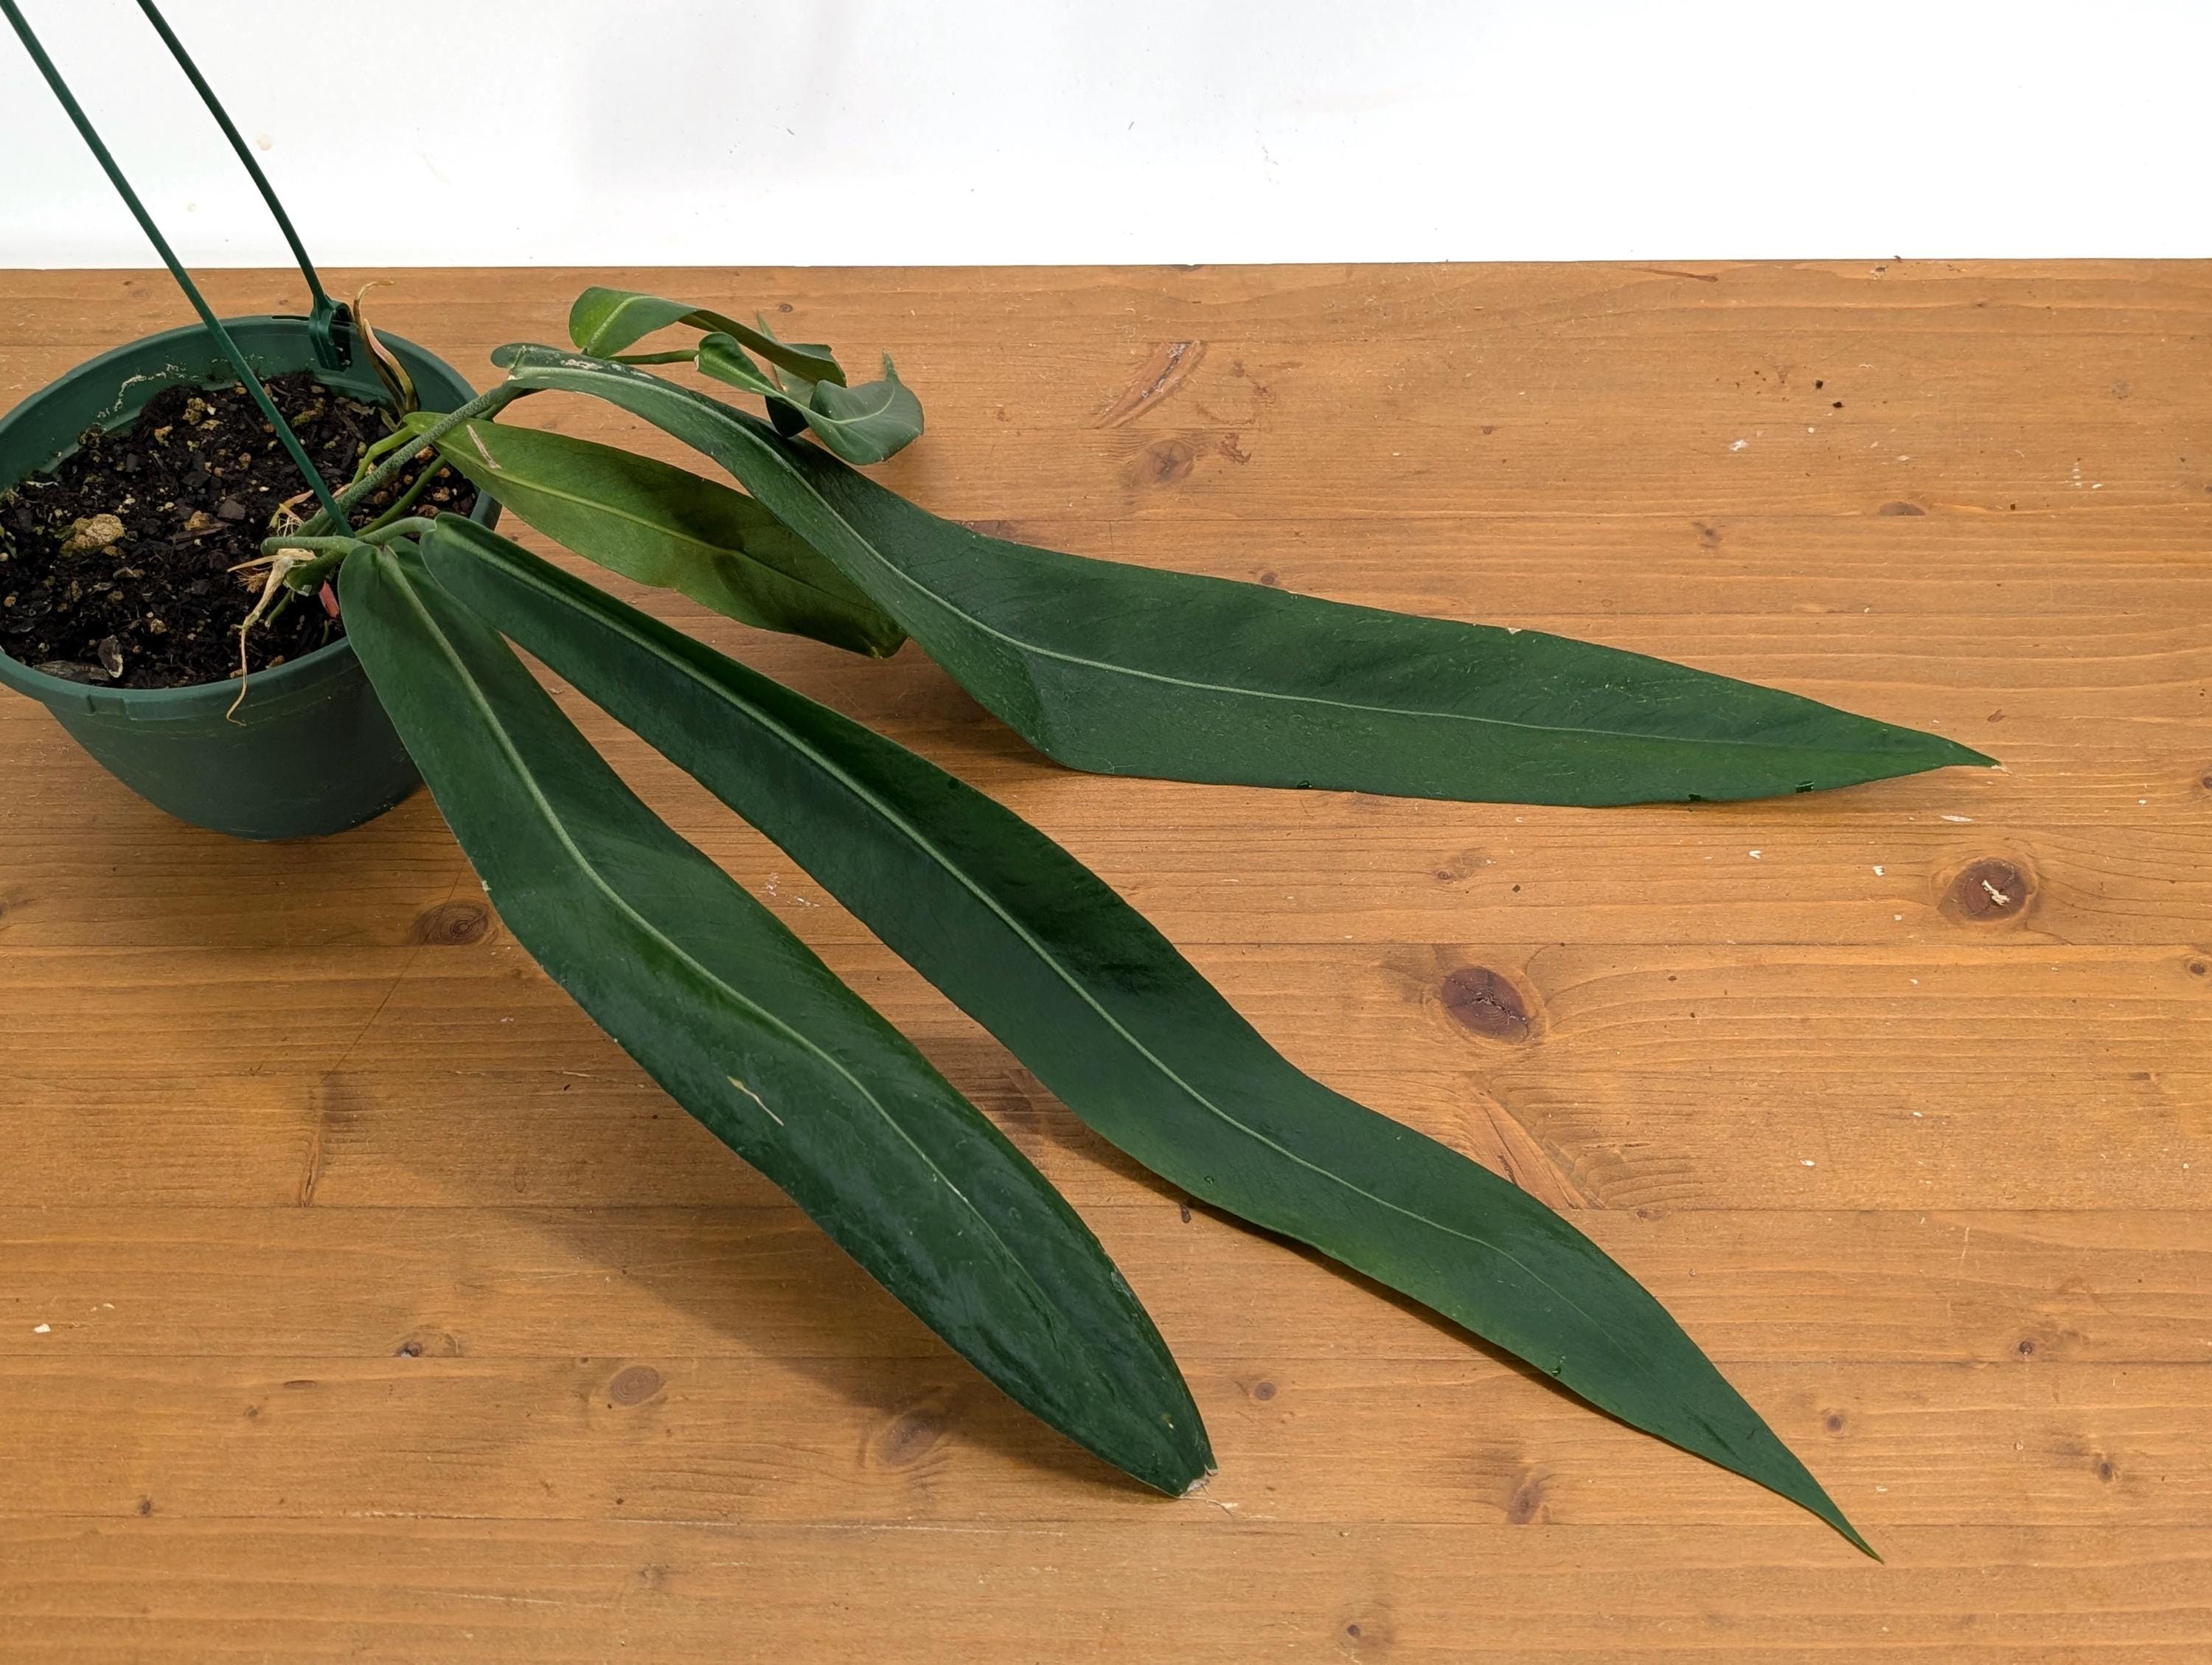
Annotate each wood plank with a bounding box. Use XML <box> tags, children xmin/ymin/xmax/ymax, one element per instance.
<box><xmin>1</xmin><ymin>1521</ymin><xmax>2207</xmax><ymax>1664</ymax></box>
<box><xmin>1</xmin><ymin>940</ymin><xmax>2202</xmax><ymax>1211</ymax></box>
<box><xmin>5</xmin><ymin>1207</ymin><xmax>2205</xmax><ymax>1367</ymax></box>
<box><xmin>7</xmin><ymin>747</ymin><xmax>2211</xmax><ymax>949</ymax></box>
<box><xmin>0</xmin><ymin>1350</ymin><xmax>2202</xmax><ymax>1531</ymax></box>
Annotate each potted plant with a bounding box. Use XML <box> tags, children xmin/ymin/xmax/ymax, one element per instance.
<box><xmin>0</xmin><ymin>6</ymin><xmax>500</xmax><ymax>839</ymax></box>
<box><xmin>3</xmin><ymin>0</ymin><xmax>1997</xmax><ymax>1553</ymax></box>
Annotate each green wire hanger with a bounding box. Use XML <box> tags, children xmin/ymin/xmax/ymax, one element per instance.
<box><xmin>1</xmin><ymin>0</ymin><xmax>352</xmax><ymax>524</ymax></box>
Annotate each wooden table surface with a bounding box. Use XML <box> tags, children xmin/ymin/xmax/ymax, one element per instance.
<box><xmin>1</xmin><ymin>263</ymin><xmax>2208</xmax><ymax>1662</ymax></box>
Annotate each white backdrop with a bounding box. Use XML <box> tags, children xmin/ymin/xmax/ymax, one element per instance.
<box><xmin>1</xmin><ymin>0</ymin><xmax>2203</xmax><ymax>268</ymax></box>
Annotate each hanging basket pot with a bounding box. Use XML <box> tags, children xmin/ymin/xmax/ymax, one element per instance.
<box><xmin>0</xmin><ymin>314</ymin><xmax>500</xmax><ymax>839</ymax></box>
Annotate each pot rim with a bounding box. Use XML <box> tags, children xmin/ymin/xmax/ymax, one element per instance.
<box><xmin>0</xmin><ymin>312</ymin><xmax>485</xmax><ymax>717</ymax></box>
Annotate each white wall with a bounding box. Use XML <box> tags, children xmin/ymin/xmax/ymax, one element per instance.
<box><xmin>1</xmin><ymin>0</ymin><xmax>2202</xmax><ymax>268</ymax></box>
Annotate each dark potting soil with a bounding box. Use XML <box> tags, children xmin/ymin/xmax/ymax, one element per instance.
<box><xmin>0</xmin><ymin>371</ymin><xmax>476</xmax><ymax>689</ymax></box>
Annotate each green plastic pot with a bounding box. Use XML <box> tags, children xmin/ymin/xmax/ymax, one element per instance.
<box><xmin>0</xmin><ymin>314</ymin><xmax>498</xmax><ymax>839</ymax></box>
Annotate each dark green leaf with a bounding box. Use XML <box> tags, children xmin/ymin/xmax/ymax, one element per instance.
<box><xmin>768</xmin><ymin>396</ymin><xmax>811</xmax><ymax>439</ymax></box>
<box><xmin>403</xmin><ymin>413</ymin><xmax>902</xmax><ymax>657</ymax></box>
<box><xmin>421</xmin><ymin>514</ymin><xmax>1874</xmax><ymax>1555</ymax></box>
<box><xmin>490</xmin><ymin>346</ymin><xmax>1992</xmax><ymax>806</ymax></box>
<box><xmin>337</xmin><ymin>538</ymin><xmax>1209</xmax><ymax>1495</ymax></box>
<box><xmin>568</xmin><ymin>285</ymin><xmax>845</xmax><ymax>386</ymax></box>
<box><xmin>698</xmin><ymin>336</ymin><xmax>925</xmax><ymax>467</ymax></box>
<box><xmin>801</xmin><ymin>352</ymin><xmax>926</xmax><ymax>464</ymax></box>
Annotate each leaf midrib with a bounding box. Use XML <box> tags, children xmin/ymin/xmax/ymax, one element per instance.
<box><xmin>807</xmin><ymin>374</ymin><xmax>905</xmax><ymax>431</ymax></box>
<box><xmin>716</xmin><ymin>406</ymin><xmax>1947</xmax><ymax>765</ymax></box>
<box><xmin>511</xmin><ymin>352</ymin><xmax>1956</xmax><ymax>767</ymax></box>
<box><xmin>484</xmin><ymin>372</ymin><xmax>1784</xmax><ymax>1394</ymax></box>
<box><xmin>373</xmin><ymin>550</ymin><xmax>1070</xmax><ymax>1334</ymax></box>
<box><xmin>496</xmin><ymin>349</ymin><xmax>1858</xmax><ymax>1540</ymax></box>
<box><xmin>458</xmin><ymin>428</ymin><xmax>862</xmax><ymax>605</ymax></box>
<box><xmin>535</xmin><ymin>551</ymin><xmax>1644</xmax><ymax>1386</ymax></box>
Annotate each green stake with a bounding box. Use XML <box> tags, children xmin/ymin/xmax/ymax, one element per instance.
<box><xmin>1</xmin><ymin>0</ymin><xmax>347</xmax><ymax>524</ymax></box>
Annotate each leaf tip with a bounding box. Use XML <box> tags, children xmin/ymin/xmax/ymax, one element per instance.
<box><xmin>1171</xmin><ymin>1453</ymin><xmax>1224</xmax><ymax>1501</ymax></box>
<box><xmin>1908</xmin><ymin>737</ymin><xmax>2001</xmax><ymax>779</ymax></box>
<box><xmin>1784</xmin><ymin>1466</ymin><xmax>1880</xmax><ymax>1560</ymax></box>
<box><xmin>1871</xmin><ymin>726</ymin><xmax>2000</xmax><ymax>783</ymax></box>
<box><xmin>1832</xmin><ymin>1514</ymin><xmax>1883</xmax><ymax>1562</ymax></box>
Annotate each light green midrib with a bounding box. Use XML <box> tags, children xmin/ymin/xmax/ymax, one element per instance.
<box><xmin>504</xmin><ymin>352</ymin><xmax>1850</xmax><ymax>1529</ymax></box>
<box><xmin>515</xmin><ymin>355</ymin><xmax>1947</xmax><ymax>768</ymax></box>
<box><xmin>804</xmin><ymin>375</ymin><xmax>904</xmax><ymax>431</ymax></box>
<box><xmin>533</xmin><ymin>551</ymin><xmax>1712</xmax><ymax>1445</ymax></box>
<box><xmin>504</xmin><ymin>362</ymin><xmax>1807</xmax><ymax>1432</ymax></box>
<box><xmin>372</xmin><ymin>552</ymin><xmax>1093</xmax><ymax>1361</ymax></box>
<box><xmin>751</xmin><ymin>433</ymin><xmax>1934</xmax><ymax>764</ymax></box>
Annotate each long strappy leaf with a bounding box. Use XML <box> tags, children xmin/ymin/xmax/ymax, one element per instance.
<box><xmin>420</xmin><ymin>514</ymin><xmax>1873</xmax><ymax>1554</ymax></box>
<box><xmin>338</xmin><ymin>538</ymin><xmax>1209</xmax><ymax>1495</ymax></box>
<box><xmin>490</xmin><ymin>345</ymin><xmax>1990</xmax><ymax>806</ymax></box>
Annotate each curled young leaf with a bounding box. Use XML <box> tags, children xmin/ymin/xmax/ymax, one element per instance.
<box><xmin>698</xmin><ymin>336</ymin><xmax>924</xmax><ymax>467</ymax></box>
<box><xmin>563</xmin><ymin>292</ymin><xmax>923</xmax><ymax>465</ymax></box>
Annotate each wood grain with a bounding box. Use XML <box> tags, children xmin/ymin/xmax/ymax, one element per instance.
<box><xmin>1</xmin><ymin>262</ymin><xmax>2208</xmax><ymax>1662</ymax></box>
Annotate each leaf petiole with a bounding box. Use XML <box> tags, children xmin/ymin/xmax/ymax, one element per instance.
<box><xmin>300</xmin><ymin>383</ymin><xmax>528</xmax><ymax>537</ymax></box>
<box><xmin>348</xmin><ymin>422</ymin><xmax>423</xmax><ymax>486</ymax></box>
<box><xmin>358</xmin><ymin>461</ymin><xmax>448</xmax><ymax>535</ymax></box>
<box><xmin>260</xmin><ymin>518</ymin><xmax>439</xmax><ymax>594</ymax></box>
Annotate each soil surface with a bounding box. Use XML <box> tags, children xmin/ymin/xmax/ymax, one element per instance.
<box><xmin>0</xmin><ymin>372</ymin><xmax>474</xmax><ymax>689</ymax></box>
